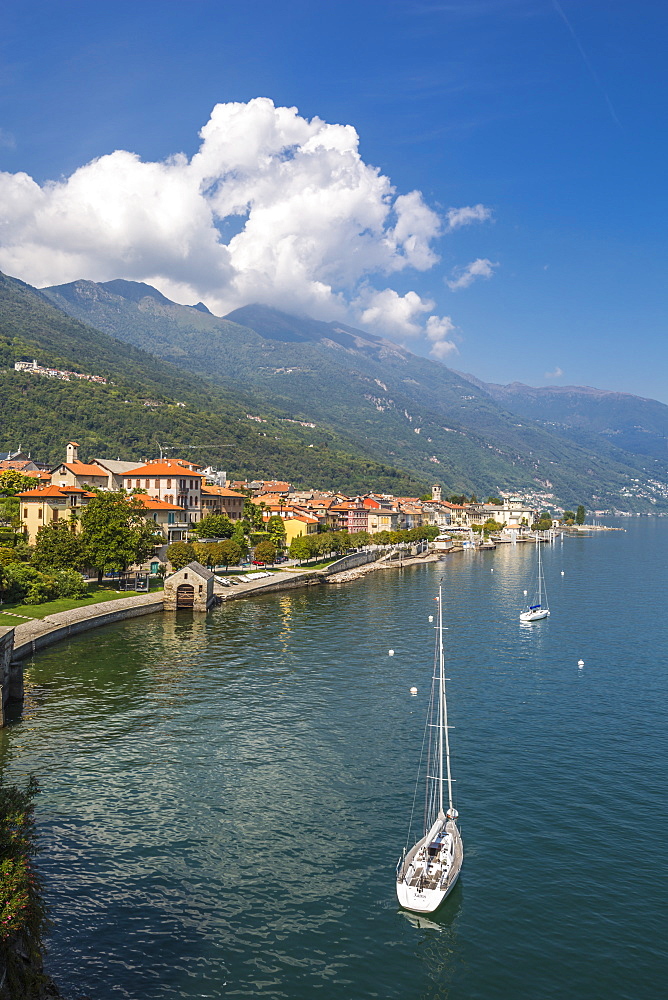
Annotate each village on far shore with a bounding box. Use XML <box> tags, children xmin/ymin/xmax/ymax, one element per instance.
<box><xmin>0</xmin><ymin>440</ymin><xmax>598</xmax><ymax>602</ymax></box>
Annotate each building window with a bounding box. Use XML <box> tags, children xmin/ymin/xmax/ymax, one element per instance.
<box><xmin>53</xmin><ymin>509</ymin><xmax>59</xmax><ymax>521</ymax></box>
<box><xmin>38</xmin><ymin>508</ymin><xmax>42</xmax><ymax>519</ymax></box>
<box><xmin>135</xmin><ymin>479</ymin><xmax>140</xmax><ymax>489</ymax></box>
<box><xmin>23</xmin><ymin>508</ymin><xmax>28</xmax><ymax>518</ymax></box>
<box><xmin>167</xmin><ymin>479</ymin><xmax>171</xmax><ymax>488</ymax></box>
<box><xmin>145</xmin><ymin>479</ymin><xmax>150</xmax><ymax>488</ymax></box>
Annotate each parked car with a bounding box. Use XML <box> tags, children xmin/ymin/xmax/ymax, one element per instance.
<box><xmin>252</xmin><ymin>559</ymin><xmax>265</xmax><ymax>566</ymax></box>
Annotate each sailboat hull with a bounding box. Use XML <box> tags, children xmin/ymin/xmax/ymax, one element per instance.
<box><xmin>520</xmin><ymin>608</ymin><xmax>550</xmax><ymax>622</ymax></box>
<box><xmin>397</xmin><ymin>819</ymin><xmax>463</xmax><ymax>914</ymax></box>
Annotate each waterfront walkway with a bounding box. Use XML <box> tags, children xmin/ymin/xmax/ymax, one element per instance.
<box><xmin>9</xmin><ymin>552</ymin><xmax>439</xmax><ymax>662</ymax></box>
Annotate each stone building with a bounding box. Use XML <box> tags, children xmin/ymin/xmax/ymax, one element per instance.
<box><xmin>163</xmin><ymin>562</ymin><xmax>215</xmax><ymax>611</ymax></box>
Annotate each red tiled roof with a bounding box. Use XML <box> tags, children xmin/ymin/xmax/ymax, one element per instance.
<box><xmin>17</xmin><ymin>485</ymin><xmax>94</xmax><ymax>499</ymax></box>
<box><xmin>62</xmin><ymin>461</ymin><xmax>108</xmax><ymax>476</ymax></box>
<box><xmin>201</xmin><ymin>485</ymin><xmax>245</xmax><ymax>497</ymax></box>
<box><xmin>134</xmin><ymin>496</ymin><xmax>185</xmax><ymax>511</ymax></box>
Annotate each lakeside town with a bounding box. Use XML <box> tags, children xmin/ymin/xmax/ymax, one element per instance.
<box><xmin>0</xmin><ymin>438</ymin><xmax>600</xmax><ymax>615</ymax></box>
<box><xmin>2</xmin><ymin>440</ymin><xmax>574</xmax><ymax>554</ymax></box>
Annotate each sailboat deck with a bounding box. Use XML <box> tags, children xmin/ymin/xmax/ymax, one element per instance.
<box><xmin>400</xmin><ymin>822</ymin><xmax>463</xmax><ymax>893</ymax></box>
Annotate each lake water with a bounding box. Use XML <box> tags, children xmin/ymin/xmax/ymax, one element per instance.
<box><xmin>1</xmin><ymin>518</ymin><xmax>666</xmax><ymax>999</ymax></box>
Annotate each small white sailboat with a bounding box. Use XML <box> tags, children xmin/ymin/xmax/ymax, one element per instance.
<box><xmin>520</xmin><ymin>536</ymin><xmax>550</xmax><ymax>622</ymax></box>
<box><xmin>396</xmin><ymin>586</ymin><xmax>463</xmax><ymax>913</ymax></box>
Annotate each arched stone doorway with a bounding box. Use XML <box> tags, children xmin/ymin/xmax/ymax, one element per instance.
<box><xmin>176</xmin><ymin>583</ymin><xmax>194</xmax><ymax>608</ymax></box>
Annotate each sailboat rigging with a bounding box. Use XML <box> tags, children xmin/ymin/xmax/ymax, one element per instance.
<box><xmin>520</xmin><ymin>535</ymin><xmax>550</xmax><ymax>622</ymax></box>
<box><xmin>396</xmin><ymin>585</ymin><xmax>463</xmax><ymax>913</ymax></box>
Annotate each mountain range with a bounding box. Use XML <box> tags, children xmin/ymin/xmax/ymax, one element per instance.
<box><xmin>38</xmin><ymin>277</ymin><xmax>668</xmax><ymax>511</ymax></box>
<box><xmin>0</xmin><ymin>272</ymin><xmax>423</xmax><ymax>494</ymax></box>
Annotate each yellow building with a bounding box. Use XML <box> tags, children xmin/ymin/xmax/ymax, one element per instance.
<box><xmin>277</xmin><ymin>513</ymin><xmax>319</xmax><ymax>545</ymax></box>
<box><xmin>17</xmin><ymin>485</ymin><xmax>94</xmax><ymax>543</ymax></box>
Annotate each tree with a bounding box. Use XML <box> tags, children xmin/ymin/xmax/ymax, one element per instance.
<box><xmin>576</xmin><ymin>505</ymin><xmax>586</xmax><ymax>525</ymax></box>
<box><xmin>231</xmin><ymin>521</ymin><xmax>249</xmax><ymax>558</ymax></box>
<box><xmin>0</xmin><ymin>775</ymin><xmax>48</xmax><ymax>973</ymax></box>
<box><xmin>254</xmin><ymin>539</ymin><xmax>277</xmax><ymax>564</ymax></box>
<box><xmin>289</xmin><ymin>535</ymin><xmax>312</xmax><ymax>563</ymax></box>
<box><xmin>166</xmin><ymin>541</ymin><xmax>196</xmax><ymax>570</ymax></box>
<box><xmin>0</xmin><ymin>470</ymin><xmax>39</xmax><ymax>496</ymax></box>
<box><xmin>193</xmin><ymin>542</ymin><xmax>219</xmax><ymax>569</ymax></box>
<box><xmin>80</xmin><ymin>491</ymin><xmax>161</xmax><ymax>582</ymax></box>
<box><xmin>266</xmin><ymin>515</ymin><xmax>287</xmax><ymax>549</ymax></box>
<box><xmin>33</xmin><ymin>523</ymin><xmax>85</xmax><ymax>572</ymax></box>
<box><xmin>243</xmin><ymin>498</ymin><xmax>266</xmax><ymax>531</ymax></box>
<box><xmin>2</xmin><ymin>564</ymin><xmax>58</xmax><ymax>604</ymax></box>
<box><xmin>331</xmin><ymin>531</ymin><xmax>349</xmax><ymax>555</ymax></box>
<box><xmin>52</xmin><ymin>568</ymin><xmax>87</xmax><ymax>598</ymax></box>
<box><xmin>485</xmin><ymin>496</ymin><xmax>502</xmax><ymax>504</ymax></box>
<box><xmin>217</xmin><ymin>539</ymin><xmax>242</xmax><ymax>571</ymax></box>
<box><xmin>562</xmin><ymin>510</ymin><xmax>575</xmax><ymax>524</ymax></box>
<box><xmin>0</xmin><ymin>547</ymin><xmax>22</xmax><ymax>567</ymax></box>
<box><xmin>192</xmin><ymin>513</ymin><xmax>234</xmax><ymax>539</ymax></box>
<box><xmin>482</xmin><ymin>518</ymin><xmax>503</xmax><ymax>535</ymax></box>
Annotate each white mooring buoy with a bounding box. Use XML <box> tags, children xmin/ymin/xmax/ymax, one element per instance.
<box><xmin>428</xmin><ymin>615</ymin><xmax>433</xmax><ymax>623</ymax></box>
<box><xmin>578</xmin><ymin>659</ymin><xmax>585</xmax><ymax>668</ymax></box>
<box><xmin>410</xmin><ymin>686</ymin><xmax>418</xmax><ymax>696</ymax></box>
<box><xmin>388</xmin><ymin>649</ymin><xmax>395</xmax><ymax>656</ymax></box>
<box><xmin>561</xmin><ymin>571</ymin><xmax>565</xmax><ymax>576</ymax></box>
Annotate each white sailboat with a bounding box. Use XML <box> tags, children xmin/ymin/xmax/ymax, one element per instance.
<box><xmin>520</xmin><ymin>536</ymin><xmax>550</xmax><ymax>622</ymax></box>
<box><xmin>396</xmin><ymin>586</ymin><xmax>463</xmax><ymax>913</ymax></box>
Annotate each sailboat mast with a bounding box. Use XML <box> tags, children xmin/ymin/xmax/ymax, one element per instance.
<box><xmin>437</xmin><ymin>588</ymin><xmax>444</xmax><ymax>814</ymax></box>
<box><xmin>438</xmin><ymin>585</ymin><xmax>454</xmax><ymax>814</ymax></box>
<box><xmin>537</xmin><ymin>536</ymin><xmax>542</xmax><ymax>605</ymax></box>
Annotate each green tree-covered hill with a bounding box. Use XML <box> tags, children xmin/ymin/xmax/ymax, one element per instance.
<box><xmin>0</xmin><ymin>272</ymin><xmax>426</xmax><ymax>494</ymax></box>
<box><xmin>42</xmin><ymin>278</ymin><xmax>668</xmax><ymax>510</ymax></box>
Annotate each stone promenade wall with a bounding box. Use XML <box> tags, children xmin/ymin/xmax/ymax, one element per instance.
<box><xmin>318</xmin><ymin>550</ymin><xmax>380</xmax><ymax>576</ymax></box>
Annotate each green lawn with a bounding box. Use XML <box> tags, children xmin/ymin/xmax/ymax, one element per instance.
<box><xmin>0</xmin><ymin>582</ymin><xmax>163</xmax><ymax>627</ymax></box>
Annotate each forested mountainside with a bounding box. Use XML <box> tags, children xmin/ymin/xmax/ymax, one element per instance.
<box><xmin>0</xmin><ymin>271</ymin><xmax>425</xmax><ymax>494</ymax></box>
<box><xmin>42</xmin><ymin>278</ymin><xmax>668</xmax><ymax>510</ymax></box>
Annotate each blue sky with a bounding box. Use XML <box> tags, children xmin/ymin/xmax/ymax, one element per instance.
<box><xmin>1</xmin><ymin>1</ymin><xmax>667</xmax><ymax>401</ymax></box>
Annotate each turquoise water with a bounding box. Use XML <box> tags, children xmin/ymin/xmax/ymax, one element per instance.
<box><xmin>1</xmin><ymin>519</ymin><xmax>666</xmax><ymax>999</ymax></box>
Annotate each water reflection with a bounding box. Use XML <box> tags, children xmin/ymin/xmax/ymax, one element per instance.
<box><xmin>398</xmin><ymin>889</ymin><xmax>463</xmax><ymax>1000</ymax></box>
<box><xmin>0</xmin><ymin>524</ymin><xmax>665</xmax><ymax>999</ymax></box>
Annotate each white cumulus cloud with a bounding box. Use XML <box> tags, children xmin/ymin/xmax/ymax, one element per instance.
<box><xmin>426</xmin><ymin>315</ymin><xmax>458</xmax><ymax>360</ymax></box>
<box><xmin>544</xmin><ymin>366</ymin><xmax>564</xmax><ymax>379</ymax></box>
<box><xmin>0</xmin><ymin>98</ymin><xmax>491</xmax><ymax>346</ymax></box>
<box><xmin>355</xmin><ymin>287</ymin><xmax>434</xmax><ymax>340</ymax></box>
<box><xmin>445</xmin><ymin>203</ymin><xmax>493</xmax><ymax>231</ymax></box>
<box><xmin>446</xmin><ymin>257</ymin><xmax>499</xmax><ymax>290</ymax></box>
